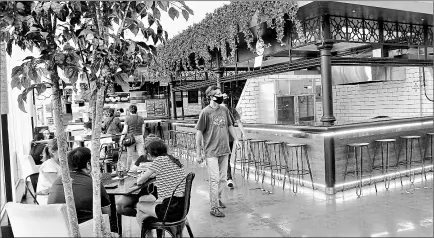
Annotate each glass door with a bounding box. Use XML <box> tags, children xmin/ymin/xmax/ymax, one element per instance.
<box><xmin>296</xmin><ymin>94</ymin><xmax>316</xmax><ymax>124</ymax></box>
<box><xmin>275</xmin><ymin>95</ymin><xmax>295</xmax><ymax>124</ymax></box>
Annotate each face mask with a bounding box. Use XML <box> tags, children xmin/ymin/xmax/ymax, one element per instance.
<box><xmin>212</xmin><ymin>96</ymin><xmax>224</xmax><ymax>104</ymax></box>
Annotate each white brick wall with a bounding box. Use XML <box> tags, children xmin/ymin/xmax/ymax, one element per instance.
<box><xmin>237</xmin><ymin>67</ymin><xmax>433</xmax><ymax>124</ymax></box>
<box><xmin>332</xmin><ymin>67</ymin><xmax>433</xmax><ymax>122</ymax></box>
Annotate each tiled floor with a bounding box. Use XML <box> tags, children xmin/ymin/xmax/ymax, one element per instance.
<box><xmin>121</xmin><ymin>161</ymin><xmax>433</xmax><ymax>237</ymax></box>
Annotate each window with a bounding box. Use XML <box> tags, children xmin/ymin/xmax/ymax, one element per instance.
<box><xmin>188</xmin><ymin>91</ymin><xmax>199</xmax><ymax>104</ymax></box>
<box><xmin>175</xmin><ymin>92</ymin><xmax>183</xmax><ymax>107</ymax></box>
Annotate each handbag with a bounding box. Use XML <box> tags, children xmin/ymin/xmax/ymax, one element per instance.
<box><xmin>122</xmin><ymin>133</ymin><xmax>136</xmax><ymax>147</ymax></box>
<box><xmin>122</xmin><ymin>115</ymin><xmax>138</xmax><ymax>147</ymax></box>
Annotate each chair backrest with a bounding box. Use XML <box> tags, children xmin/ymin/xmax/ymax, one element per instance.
<box><xmin>6</xmin><ymin>202</ymin><xmax>72</xmax><ymax>237</ymax></box>
<box><xmin>182</xmin><ymin>172</ymin><xmax>195</xmax><ymax>219</ymax></box>
<box><xmin>20</xmin><ymin>155</ymin><xmax>40</xmax><ymax>179</ymax></box>
<box><xmin>162</xmin><ymin>172</ymin><xmax>195</xmax><ymax>222</ymax></box>
<box><xmin>27</xmin><ymin>173</ymin><xmax>39</xmax><ymax>192</ymax></box>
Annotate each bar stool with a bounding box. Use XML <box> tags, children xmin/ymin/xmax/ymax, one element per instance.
<box><xmin>232</xmin><ymin>138</ymin><xmax>249</xmax><ymax>178</ymax></box>
<box><xmin>168</xmin><ymin>130</ymin><xmax>177</xmax><ymax>155</ymax></box>
<box><xmin>247</xmin><ymin>139</ymin><xmax>267</xmax><ymax>182</ymax></box>
<box><xmin>263</xmin><ymin>141</ymin><xmax>285</xmax><ymax>187</ymax></box>
<box><xmin>343</xmin><ymin>142</ymin><xmax>376</xmax><ymax>197</ymax></box>
<box><xmin>283</xmin><ymin>143</ymin><xmax>314</xmax><ymax>193</ymax></box>
<box><xmin>398</xmin><ymin>135</ymin><xmax>425</xmax><ymax>183</ymax></box>
<box><xmin>424</xmin><ymin>133</ymin><xmax>433</xmax><ymax>172</ymax></box>
<box><xmin>186</xmin><ymin>132</ymin><xmax>196</xmax><ymax>163</ymax></box>
<box><xmin>372</xmin><ymin>139</ymin><xmax>399</xmax><ymax>190</ymax></box>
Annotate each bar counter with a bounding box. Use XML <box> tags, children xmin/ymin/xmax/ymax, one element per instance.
<box><xmin>171</xmin><ymin>116</ymin><xmax>433</xmax><ymax>194</ymax></box>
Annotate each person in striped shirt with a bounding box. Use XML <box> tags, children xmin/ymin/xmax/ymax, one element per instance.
<box><xmin>135</xmin><ymin>139</ymin><xmax>187</xmax><ymax>225</ymax></box>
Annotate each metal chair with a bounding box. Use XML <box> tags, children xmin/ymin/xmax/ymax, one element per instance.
<box><xmin>283</xmin><ymin>143</ymin><xmax>315</xmax><ymax>193</ymax></box>
<box><xmin>397</xmin><ymin>135</ymin><xmax>425</xmax><ymax>184</ymax></box>
<box><xmin>372</xmin><ymin>139</ymin><xmax>399</xmax><ymax>189</ymax></box>
<box><xmin>343</xmin><ymin>142</ymin><xmax>377</xmax><ymax>197</ymax></box>
<box><xmin>424</xmin><ymin>132</ymin><xmax>433</xmax><ymax>172</ymax></box>
<box><xmin>232</xmin><ymin>138</ymin><xmax>249</xmax><ymax>178</ymax></box>
<box><xmin>247</xmin><ymin>139</ymin><xmax>267</xmax><ymax>182</ymax></box>
<box><xmin>263</xmin><ymin>141</ymin><xmax>285</xmax><ymax>187</ymax></box>
<box><xmin>141</xmin><ymin>173</ymin><xmax>195</xmax><ymax>238</ymax></box>
<box><xmin>24</xmin><ymin>173</ymin><xmax>39</xmax><ymax>205</ymax></box>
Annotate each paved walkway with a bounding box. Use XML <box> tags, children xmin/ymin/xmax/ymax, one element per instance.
<box><xmin>122</xmin><ymin>160</ymin><xmax>433</xmax><ymax>237</ymax></box>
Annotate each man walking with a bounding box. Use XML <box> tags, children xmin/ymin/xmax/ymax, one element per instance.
<box><xmin>196</xmin><ymin>85</ymin><xmax>240</xmax><ymax>217</ymax></box>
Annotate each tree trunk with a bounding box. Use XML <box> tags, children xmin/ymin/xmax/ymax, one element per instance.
<box><xmin>51</xmin><ymin>72</ymin><xmax>80</xmax><ymax>237</ymax></box>
<box><xmin>90</xmin><ymin>86</ymin><xmax>106</xmax><ymax>237</ymax></box>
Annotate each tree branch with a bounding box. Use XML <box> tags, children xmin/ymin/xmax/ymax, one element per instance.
<box><xmin>116</xmin><ymin>1</ymin><xmax>131</xmax><ymax>37</ymax></box>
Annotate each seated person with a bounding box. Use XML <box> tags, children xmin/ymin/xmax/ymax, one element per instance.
<box><xmin>42</xmin><ymin>129</ymin><xmax>51</xmax><ymax>140</ymax></box>
<box><xmin>30</xmin><ymin>134</ymin><xmax>47</xmax><ymax>165</ymax></box>
<box><xmin>36</xmin><ymin>138</ymin><xmax>62</xmax><ymax>205</ymax></box>
<box><xmin>135</xmin><ymin>140</ymin><xmax>186</xmax><ymax>225</ymax></box>
<box><xmin>47</xmin><ymin>147</ymin><xmax>111</xmax><ymax>224</ymax></box>
<box><xmin>115</xmin><ymin>135</ymin><xmax>161</xmax><ymax>217</ymax></box>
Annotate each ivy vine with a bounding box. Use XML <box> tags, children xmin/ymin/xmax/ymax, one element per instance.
<box><xmin>147</xmin><ymin>1</ymin><xmax>304</xmax><ymax>82</ymax></box>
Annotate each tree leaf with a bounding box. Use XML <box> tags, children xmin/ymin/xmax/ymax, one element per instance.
<box><xmin>114</xmin><ymin>73</ymin><xmax>130</xmax><ymax>92</ymax></box>
<box><xmin>28</xmin><ymin>68</ymin><xmax>40</xmax><ymax>83</ymax></box>
<box><xmin>183</xmin><ymin>5</ymin><xmax>194</xmax><ymax>15</ymax></box>
<box><xmin>127</xmin><ymin>42</ymin><xmax>136</xmax><ymax>54</ymax></box>
<box><xmin>136</xmin><ymin>42</ymin><xmax>150</xmax><ymax>51</ymax></box>
<box><xmin>153</xmin><ymin>7</ymin><xmax>161</xmax><ymax>20</ymax></box>
<box><xmin>11</xmin><ymin>66</ymin><xmax>23</xmax><ymax>78</ymax></box>
<box><xmin>22</xmin><ymin>56</ymin><xmax>34</xmax><ymax>61</ymax></box>
<box><xmin>129</xmin><ymin>24</ymin><xmax>139</xmax><ymax>36</ymax></box>
<box><xmin>17</xmin><ymin>94</ymin><xmax>27</xmax><ymax>113</ymax></box>
<box><xmin>6</xmin><ymin>39</ymin><xmax>13</xmax><ymax>56</ymax></box>
<box><xmin>21</xmin><ymin>76</ymin><xmax>31</xmax><ymax>89</ymax></box>
<box><xmin>164</xmin><ymin>31</ymin><xmax>168</xmax><ymax>41</ymax></box>
<box><xmin>11</xmin><ymin>77</ymin><xmax>21</xmax><ymax>90</ymax></box>
<box><xmin>157</xmin><ymin>1</ymin><xmax>168</xmax><ymax>11</ymax></box>
<box><xmin>149</xmin><ymin>45</ymin><xmax>157</xmax><ymax>56</ymax></box>
<box><xmin>148</xmin><ymin>15</ymin><xmax>155</xmax><ymax>27</ymax></box>
<box><xmin>35</xmin><ymin>84</ymin><xmax>47</xmax><ymax>95</ymax></box>
<box><xmin>181</xmin><ymin>10</ymin><xmax>189</xmax><ymax>21</ymax></box>
<box><xmin>168</xmin><ymin>7</ymin><xmax>179</xmax><ymax>20</ymax></box>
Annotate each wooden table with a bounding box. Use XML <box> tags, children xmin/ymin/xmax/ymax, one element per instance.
<box><xmin>104</xmin><ymin>175</ymin><xmax>156</xmax><ymax>236</ymax></box>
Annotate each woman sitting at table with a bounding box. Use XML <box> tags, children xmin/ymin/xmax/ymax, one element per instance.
<box><xmin>135</xmin><ymin>139</ymin><xmax>186</xmax><ymax>225</ymax></box>
<box><xmin>36</xmin><ymin>138</ymin><xmax>62</xmax><ymax>205</ymax></box>
<box><xmin>115</xmin><ymin>134</ymin><xmax>161</xmax><ymax>217</ymax></box>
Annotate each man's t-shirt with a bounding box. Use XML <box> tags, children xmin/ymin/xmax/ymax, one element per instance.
<box><xmin>195</xmin><ymin>105</ymin><xmax>233</xmax><ymax>157</ymax></box>
<box><xmin>47</xmin><ymin>171</ymin><xmax>111</xmax><ymax>224</ymax></box>
<box><xmin>125</xmin><ymin>114</ymin><xmax>144</xmax><ymax>136</ymax></box>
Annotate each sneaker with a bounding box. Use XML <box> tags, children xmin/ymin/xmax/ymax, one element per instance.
<box><xmin>227</xmin><ymin>179</ymin><xmax>234</xmax><ymax>188</ymax></box>
<box><xmin>218</xmin><ymin>200</ymin><xmax>226</xmax><ymax>208</ymax></box>
<box><xmin>210</xmin><ymin>208</ymin><xmax>225</xmax><ymax>217</ymax></box>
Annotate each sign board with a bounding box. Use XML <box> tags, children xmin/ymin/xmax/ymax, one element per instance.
<box><xmin>104</xmin><ymin>93</ymin><xmax>130</xmax><ymax>104</ymax></box>
<box><xmin>146</xmin><ymin>99</ymin><xmax>167</xmax><ymax>117</ymax></box>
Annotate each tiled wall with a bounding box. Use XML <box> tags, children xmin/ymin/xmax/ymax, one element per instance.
<box><xmin>237</xmin><ymin>67</ymin><xmax>433</xmax><ymax>124</ymax></box>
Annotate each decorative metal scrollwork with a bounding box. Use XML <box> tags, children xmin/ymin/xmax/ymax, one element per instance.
<box><xmin>304</xmin><ymin>17</ymin><xmax>321</xmax><ymax>43</ymax></box>
<box><xmin>427</xmin><ymin>26</ymin><xmax>433</xmax><ymax>45</ymax></box>
<box><xmin>364</xmin><ymin>20</ymin><xmax>379</xmax><ymax>43</ymax></box>
<box><xmin>347</xmin><ymin>18</ymin><xmax>364</xmax><ymax>42</ymax></box>
<box><xmin>383</xmin><ymin>22</ymin><xmax>397</xmax><ymax>43</ymax></box>
<box><xmin>330</xmin><ymin>16</ymin><xmax>347</xmax><ymax>41</ymax></box>
<box><xmin>397</xmin><ymin>23</ymin><xmax>411</xmax><ymax>44</ymax></box>
<box><xmin>411</xmin><ymin>24</ymin><xmax>424</xmax><ymax>45</ymax></box>
<box><xmin>291</xmin><ymin>24</ymin><xmax>304</xmax><ymax>46</ymax></box>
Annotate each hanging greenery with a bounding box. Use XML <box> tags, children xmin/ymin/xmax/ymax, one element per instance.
<box><xmin>147</xmin><ymin>1</ymin><xmax>304</xmax><ymax>82</ymax></box>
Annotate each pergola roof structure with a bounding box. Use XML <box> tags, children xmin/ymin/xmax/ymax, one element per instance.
<box><xmin>163</xmin><ymin>1</ymin><xmax>433</xmax><ymax>92</ymax></box>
